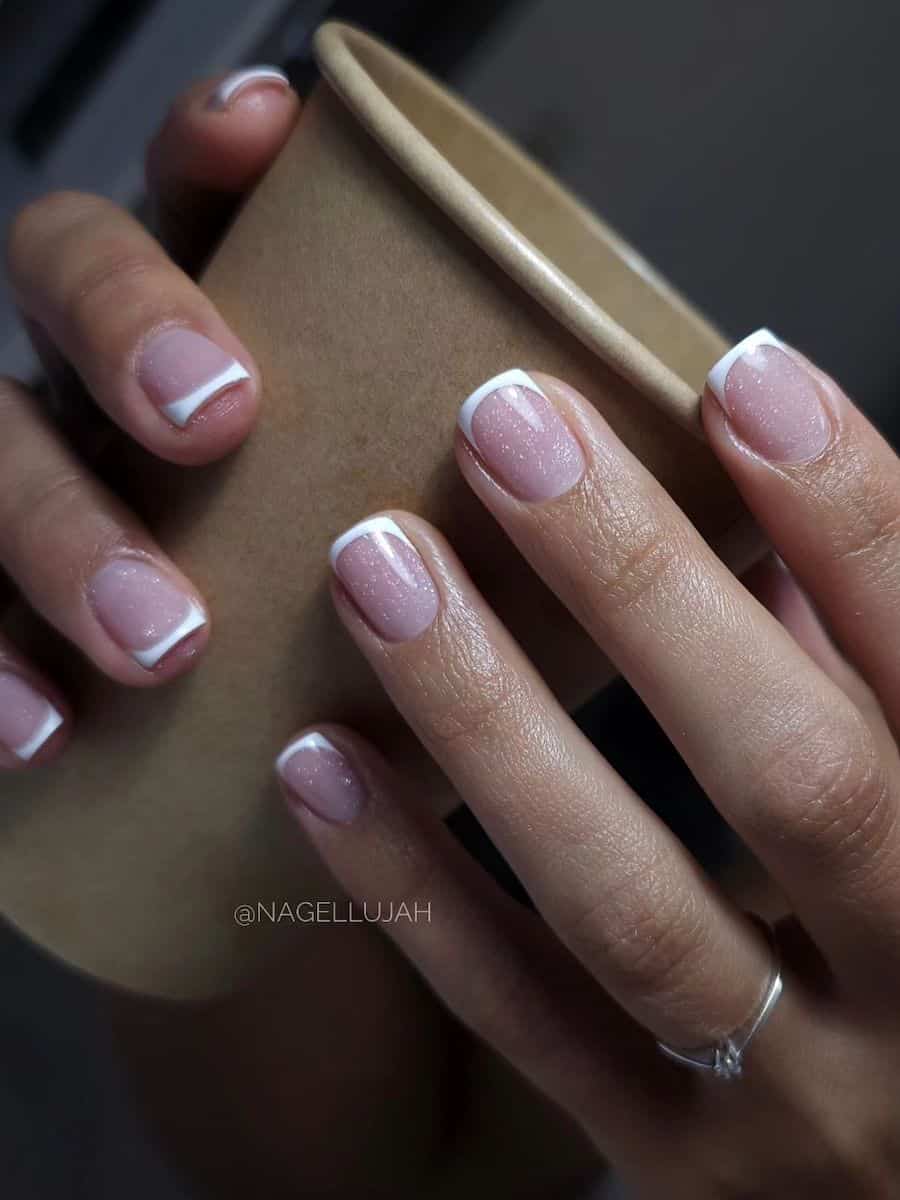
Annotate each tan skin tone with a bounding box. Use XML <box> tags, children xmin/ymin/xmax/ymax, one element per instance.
<box><xmin>6</xmin><ymin>74</ymin><xmax>900</xmax><ymax>1198</ymax></box>
<box><xmin>288</xmin><ymin>365</ymin><xmax>900</xmax><ymax>1195</ymax></box>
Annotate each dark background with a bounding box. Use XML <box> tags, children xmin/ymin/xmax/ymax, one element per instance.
<box><xmin>1</xmin><ymin>1</ymin><xmax>898</xmax><ymax>1196</ymax></box>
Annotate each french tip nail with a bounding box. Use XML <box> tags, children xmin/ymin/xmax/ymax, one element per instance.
<box><xmin>14</xmin><ymin>705</ymin><xmax>64</xmax><ymax>762</ymax></box>
<box><xmin>277</xmin><ymin>731</ymin><xmax>367</xmax><ymax>824</ymax></box>
<box><xmin>131</xmin><ymin>600</ymin><xmax>207</xmax><ymax>669</ymax></box>
<box><xmin>160</xmin><ymin>360</ymin><xmax>251</xmax><ymax>427</ymax></box>
<box><xmin>329</xmin><ymin>516</ymin><xmax>413</xmax><ymax>571</ymax></box>
<box><xmin>276</xmin><ymin>732</ymin><xmax>337</xmax><ymax>776</ymax></box>
<box><xmin>206</xmin><ymin>66</ymin><xmax>290</xmax><ymax>111</ymax></box>
<box><xmin>706</xmin><ymin>328</ymin><xmax>786</xmax><ymax>401</ymax></box>
<box><xmin>458</xmin><ymin>368</ymin><xmax>545</xmax><ymax>444</ymax></box>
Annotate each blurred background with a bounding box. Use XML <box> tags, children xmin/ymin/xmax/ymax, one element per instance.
<box><xmin>1</xmin><ymin>0</ymin><xmax>898</xmax><ymax>1196</ymax></box>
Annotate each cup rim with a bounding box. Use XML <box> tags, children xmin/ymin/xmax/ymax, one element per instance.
<box><xmin>314</xmin><ymin>20</ymin><xmax>716</xmax><ymax>431</ymax></box>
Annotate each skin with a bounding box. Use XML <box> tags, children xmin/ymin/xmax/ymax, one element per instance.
<box><xmin>5</xmin><ymin>70</ymin><xmax>900</xmax><ymax>1200</ymax></box>
<box><xmin>285</xmin><ymin>360</ymin><xmax>900</xmax><ymax>1196</ymax></box>
<box><xmin>0</xmin><ymin>75</ymin><xmax>303</xmax><ymax>758</ymax></box>
<box><xmin>3</xmin><ymin>73</ymin><xmax>598</xmax><ymax>1196</ymax></box>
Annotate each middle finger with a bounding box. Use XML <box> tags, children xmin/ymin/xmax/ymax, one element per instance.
<box><xmin>455</xmin><ymin>368</ymin><xmax>900</xmax><ymax>982</ymax></box>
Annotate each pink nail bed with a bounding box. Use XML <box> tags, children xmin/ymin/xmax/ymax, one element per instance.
<box><xmin>277</xmin><ymin>732</ymin><xmax>366</xmax><ymax>824</ymax></box>
<box><xmin>88</xmin><ymin>559</ymin><xmax>206</xmax><ymax>669</ymax></box>
<box><xmin>458</xmin><ymin>368</ymin><xmax>586</xmax><ymax>501</ymax></box>
<box><xmin>330</xmin><ymin>517</ymin><xmax>439</xmax><ymax>642</ymax></box>
<box><xmin>0</xmin><ymin>672</ymin><xmax>63</xmax><ymax>761</ymax></box>
<box><xmin>138</xmin><ymin>328</ymin><xmax>250</xmax><ymax>427</ymax></box>
<box><xmin>706</xmin><ymin>329</ymin><xmax>832</xmax><ymax>463</ymax></box>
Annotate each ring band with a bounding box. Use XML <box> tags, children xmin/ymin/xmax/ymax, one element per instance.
<box><xmin>656</xmin><ymin>919</ymin><xmax>783</xmax><ymax>1080</ymax></box>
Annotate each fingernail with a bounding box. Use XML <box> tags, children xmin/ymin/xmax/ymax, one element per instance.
<box><xmin>277</xmin><ymin>733</ymin><xmax>366</xmax><ymax>825</ymax></box>
<box><xmin>707</xmin><ymin>329</ymin><xmax>833</xmax><ymax>463</ymax></box>
<box><xmin>458</xmin><ymin>368</ymin><xmax>585</xmax><ymax>501</ymax></box>
<box><xmin>88</xmin><ymin>559</ymin><xmax>206</xmax><ymax>669</ymax></box>
<box><xmin>138</xmin><ymin>328</ymin><xmax>251</xmax><ymax>428</ymax></box>
<box><xmin>0</xmin><ymin>672</ymin><xmax>63</xmax><ymax>761</ymax></box>
<box><xmin>206</xmin><ymin>66</ymin><xmax>290</xmax><ymax>112</ymax></box>
<box><xmin>330</xmin><ymin>517</ymin><xmax>439</xmax><ymax>643</ymax></box>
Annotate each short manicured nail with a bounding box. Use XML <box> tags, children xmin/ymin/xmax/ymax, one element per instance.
<box><xmin>330</xmin><ymin>517</ymin><xmax>439</xmax><ymax>642</ymax></box>
<box><xmin>206</xmin><ymin>66</ymin><xmax>290</xmax><ymax>111</ymax></box>
<box><xmin>0</xmin><ymin>672</ymin><xmax>63</xmax><ymax>761</ymax></box>
<box><xmin>138</xmin><ymin>328</ymin><xmax>251</xmax><ymax>427</ymax></box>
<box><xmin>458</xmin><ymin>368</ymin><xmax>586</xmax><ymax>501</ymax></box>
<box><xmin>707</xmin><ymin>329</ymin><xmax>833</xmax><ymax>463</ymax></box>
<box><xmin>88</xmin><ymin>559</ymin><xmax>206</xmax><ymax>668</ymax></box>
<box><xmin>277</xmin><ymin>733</ymin><xmax>366</xmax><ymax>825</ymax></box>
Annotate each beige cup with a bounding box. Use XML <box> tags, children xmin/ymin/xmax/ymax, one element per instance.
<box><xmin>0</xmin><ymin>23</ymin><xmax>761</xmax><ymax>998</ymax></box>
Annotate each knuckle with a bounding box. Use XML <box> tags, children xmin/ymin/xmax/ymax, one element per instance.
<box><xmin>3</xmin><ymin>468</ymin><xmax>88</xmax><ymax>562</ymax></box>
<box><xmin>581</xmin><ymin>503</ymin><xmax>694</xmax><ymax>622</ymax></box>
<box><xmin>7</xmin><ymin>190</ymin><xmax>165</xmax><ymax>343</ymax></box>
<box><xmin>827</xmin><ymin>479</ymin><xmax>900</xmax><ymax>575</ymax></box>
<box><xmin>416</xmin><ymin>619</ymin><xmax>528</xmax><ymax>754</ymax></box>
<box><xmin>561</xmin><ymin>859</ymin><xmax>707</xmax><ymax>1004</ymax></box>
<box><xmin>64</xmin><ymin>243</ymin><xmax>159</xmax><ymax>332</ymax></box>
<box><xmin>7</xmin><ymin>190</ymin><xmax>102</xmax><ymax>270</ymax></box>
<box><xmin>748</xmin><ymin>708</ymin><xmax>895</xmax><ymax>866</ymax></box>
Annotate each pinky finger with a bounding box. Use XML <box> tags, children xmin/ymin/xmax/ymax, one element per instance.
<box><xmin>275</xmin><ymin>725</ymin><xmax>662</xmax><ymax>1154</ymax></box>
<box><xmin>0</xmin><ymin>639</ymin><xmax>69</xmax><ymax>768</ymax></box>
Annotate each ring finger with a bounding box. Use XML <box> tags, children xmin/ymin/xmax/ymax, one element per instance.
<box><xmin>321</xmin><ymin>511</ymin><xmax>771</xmax><ymax>1051</ymax></box>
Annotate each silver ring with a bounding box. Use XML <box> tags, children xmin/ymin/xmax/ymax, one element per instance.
<box><xmin>656</xmin><ymin>920</ymin><xmax>783</xmax><ymax>1080</ymax></box>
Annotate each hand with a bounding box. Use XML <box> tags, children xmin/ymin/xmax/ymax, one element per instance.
<box><xmin>278</xmin><ymin>339</ymin><xmax>900</xmax><ymax>1196</ymax></box>
<box><xmin>0</xmin><ymin>66</ymin><xmax>299</xmax><ymax>770</ymax></box>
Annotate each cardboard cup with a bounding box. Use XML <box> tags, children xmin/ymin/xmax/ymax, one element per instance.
<box><xmin>0</xmin><ymin>24</ymin><xmax>763</xmax><ymax>997</ymax></box>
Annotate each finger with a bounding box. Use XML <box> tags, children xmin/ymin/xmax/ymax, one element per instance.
<box><xmin>325</xmin><ymin>513</ymin><xmax>772</xmax><ymax>1051</ymax></box>
<box><xmin>702</xmin><ymin>330</ymin><xmax>900</xmax><ymax>732</ymax></box>
<box><xmin>454</xmin><ymin>369</ymin><xmax>900</xmax><ymax>985</ymax></box>
<box><xmin>22</xmin><ymin>315</ymin><xmax>113</xmax><ymax>461</ymax></box>
<box><xmin>146</xmin><ymin>66</ymin><xmax>299</xmax><ymax>270</ymax></box>
<box><xmin>0</xmin><ymin>378</ymin><xmax>208</xmax><ymax>684</ymax></box>
<box><xmin>275</xmin><ymin>724</ymin><xmax>666</xmax><ymax>1149</ymax></box>
<box><xmin>7</xmin><ymin>191</ymin><xmax>259</xmax><ymax>464</ymax></box>
<box><xmin>0</xmin><ymin>639</ymin><xmax>69</xmax><ymax>768</ymax></box>
<box><xmin>743</xmin><ymin>555</ymin><xmax>893</xmax><ymax>744</ymax></box>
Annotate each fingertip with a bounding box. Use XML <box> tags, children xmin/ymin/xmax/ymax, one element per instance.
<box><xmin>204</xmin><ymin>66</ymin><xmax>291</xmax><ymax>113</ymax></box>
<box><xmin>129</xmin><ymin>325</ymin><xmax>262</xmax><ymax>467</ymax></box>
<box><xmin>83</xmin><ymin>560</ymin><xmax>212</xmax><ymax>689</ymax></box>
<box><xmin>147</xmin><ymin>372</ymin><xmax>261</xmax><ymax>467</ymax></box>
<box><xmin>148</xmin><ymin>67</ymin><xmax>300</xmax><ymax>195</ymax></box>
<box><xmin>0</xmin><ymin>670</ymin><xmax>71</xmax><ymax>769</ymax></box>
<box><xmin>144</xmin><ymin>618</ymin><xmax>211</xmax><ymax>682</ymax></box>
<box><xmin>276</xmin><ymin>724</ymin><xmax>373</xmax><ymax>829</ymax></box>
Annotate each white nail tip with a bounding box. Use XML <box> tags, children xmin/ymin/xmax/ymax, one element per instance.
<box><xmin>209</xmin><ymin>66</ymin><xmax>289</xmax><ymax>110</ymax></box>
<box><xmin>706</xmin><ymin>328</ymin><xmax>786</xmax><ymax>401</ymax></box>
<box><xmin>132</xmin><ymin>601</ymin><xmax>207</xmax><ymax>669</ymax></box>
<box><xmin>458</xmin><ymin>368</ymin><xmax>547</xmax><ymax>444</ymax></box>
<box><xmin>329</xmin><ymin>516</ymin><xmax>414</xmax><ymax>570</ymax></box>
<box><xmin>276</xmin><ymin>732</ymin><xmax>337</xmax><ymax>776</ymax></box>
<box><xmin>14</xmin><ymin>704</ymin><xmax>64</xmax><ymax>762</ymax></box>
<box><xmin>161</xmin><ymin>361</ymin><xmax>250</xmax><ymax>427</ymax></box>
